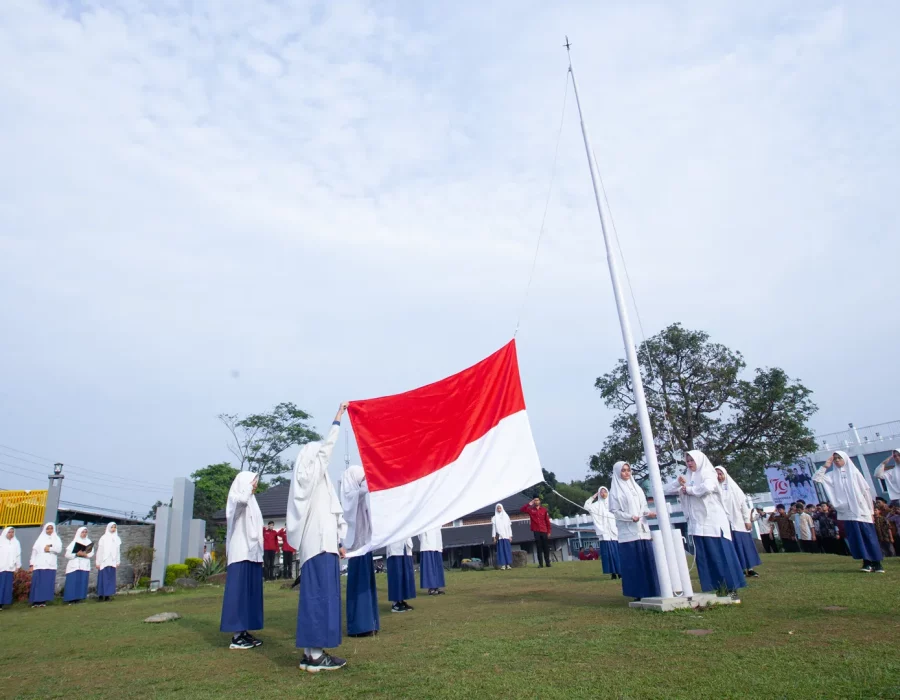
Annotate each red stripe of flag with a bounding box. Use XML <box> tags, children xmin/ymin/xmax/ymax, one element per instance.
<box><xmin>348</xmin><ymin>340</ymin><xmax>526</xmax><ymax>492</ymax></box>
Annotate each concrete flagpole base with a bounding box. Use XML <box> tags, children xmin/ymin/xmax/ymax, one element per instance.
<box><xmin>629</xmin><ymin>592</ymin><xmax>740</xmax><ymax>612</ymax></box>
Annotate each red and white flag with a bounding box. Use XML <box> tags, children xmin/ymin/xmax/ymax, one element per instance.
<box><xmin>347</xmin><ymin>340</ymin><xmax>543</xmax><ymax>554</ymax></box>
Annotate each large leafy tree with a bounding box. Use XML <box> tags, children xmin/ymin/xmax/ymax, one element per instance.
<box><xmin>590</xmin><ymin>323</ymin><xmax>817</xmax><ymax>491</ymax></box>
<box><xmin>521</xmin><ymin>469</ymin><xmax>591</xmax><ymax>518</ymax></box>
<box><xmin>219</xmin><ymin>402</ymin><xmax>322</xmax><ymax>479</ymax></box>
<box><xmin>191</xmin><ymin>462</ymin><xmax>266</xmax><ymax>537</ymax></box>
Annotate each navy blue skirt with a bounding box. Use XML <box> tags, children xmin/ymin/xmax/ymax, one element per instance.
<box><xmin>694</xmin><ymin>535</ymin><xmax>747</xmax><ymax>592</ymax></box>
<box><xmin>97</xmin><ymin>567</ymin><xmax>117</xmax><ymax>597</ymax></box>
<box><xmin>0</xmin><ymin>571</ymin><xmax>12</xmax><ymax>605</ymax></box>
<box><xmin>29</xmin><ymin>569</ymin><xmax>56</xmax><ymax>604</ymax></box>
<box><xmin>496</xmin><ymin>539</ymin><xmax>513</xmax><ymax>567</ymax></box>
<box><xmin>297</xmin><ymin>552</ymin><xmax>342</xmax><ymax>649</ymax></box>
<box><xmin>731</xmin><ymin>530</ymin><xmax>762</xmax><ymax>570</ymax></box>
<box><xmin>842</xmin><ymin>520</ymin><xmax>882</xmax><ymax>562</ymax></box>
<box><xmin>420</xmin><ymin>551</ymin><xmax>445</xmax><ymax>589</ymax></box>
<box><xmin>63</xmin><ymin>570</ymin><xmax>89</xmax><ymax>602</ymax></box>
<box><xmin>219</xmin><ymin>561</ymin><xmax>264</xmax><ymax>632</ymax></box>
<box><xmin>387</xmin><ymin>555</ymin><xmax>416</xmax><ymax>602</ymax></box>
<box><xmin>599</xmin><ymin>540</ymin><xmax>622</xmax><ymax>575</ymax></box>
<box><xmin>618</xmin><ymin>539</ymin><xmax>660</xmax><ymax>599</ymax></box>
<box><xmin>347</xmin><ymin>553</ymin><xmax>379</xmax><ymax>636</ymax></box>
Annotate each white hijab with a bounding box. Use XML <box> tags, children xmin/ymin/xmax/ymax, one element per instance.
<box><xmin>685</xmin><ymin>450</ymin><xmax>719</xmax><ymax>492</ymax></box>
<box><xmin>34</xmin><ymin>522</ymin><xmax>62</xmax><ymax>554</ymax></box>
<box><xmin>66</xmin><ymin>527</ymin><xmax>92</xmax><ymax>554</ymax></box>
<box><xmin>0</xmin><ymin>527</ymin><xmax>22</xmax><ymax>571</ymax></box>
<box><xmin>609</xmin><ymin>461</ymin><xmax>644</xmax><ymax>516</ymax></box>
<box><xmin>827</xmin><ymin>450</ymin><xmax>873</xmax><ymax>521</ymax></box>
<box><xmin>491</xmin><ymin>504</ymin><xmax>513</xmax><ymax>540</ymax></box>
<box><xmin>96</xmin><ymin>522</ymin><xmax>122</xmax><ymax>568</ymax></box>
<box><xmin>340</xmin><ymin>465</ymin><xmax>372</xmax><ymax>552</ymax></box>
<box><xmin>225</xmin><ymin>471</ymin><xmax>264</xmax><ymax>563</ymax></box>
<box><xmin>715</xmin><ymin>466</ymin><xmax>748</xmax><ymax>530</ymax></box>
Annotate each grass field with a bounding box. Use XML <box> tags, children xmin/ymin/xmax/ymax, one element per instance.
<box><xmin>1</xmin><ymin>555</ymin><xmax>898</xmax><ymax>699</ymax></box>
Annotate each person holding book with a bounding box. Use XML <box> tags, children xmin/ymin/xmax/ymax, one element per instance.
<box><xmin>64</xmin><ymin>527</ymin><xmax>93</xmax><ymax>605</ymax></box>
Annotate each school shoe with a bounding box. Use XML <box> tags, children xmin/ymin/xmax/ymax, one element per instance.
<box><xmin>391</xmin><ymin>603</ymin><xmax>407</xmax><ymax>613</ymax></box>
<box><xmin>435</xmin><ymin>589</ymin><xmax>446</xmax><ymax>595</ymax></box>
<box><xmin>299</xmin><ymin>652</ymin><xmax>347</xmax><ymax>673</ymax></box>
<box><xmin>401</xmin><ymin>601</ymin><xmax>414</xmax><ymax>611</ymax></box>
<box><xmin>242</xmin><ymin>632</ymin><xmax>263</xmax><ymax>647</ymax></box>
<box><xmin>229</xmin><ymin>635</ymin><xmax>255</xmax><ymax>650</ymax></box>
<box><xmin>873</xmin><ymin>567</ymin><xmax>886</xmax><ymax>574</ymax></box>
<box><xmin>860</xmin><ymin>565</ymin><xmax>873</xmax><ymax>573</ymax></box>
<box><xmin>746</xmin><ymin>570</ymin><xmax>759</xmax><ymax>578</ymax></box>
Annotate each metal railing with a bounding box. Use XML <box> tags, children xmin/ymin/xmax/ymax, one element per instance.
<box><xmin>815</xmin><ymin>420</ymin><xmax>900</xmax><ymax>451</ymax></box>
<box><xmin>0</xmin><ymin>489</ymin><xmax>48</xmax><ymax>526</ymax></box>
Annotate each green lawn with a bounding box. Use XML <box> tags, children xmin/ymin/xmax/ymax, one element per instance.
<box><xmin>2</xmin><ymin>555</ymin><xmax>898</xmax><ymax>699</ymax></box>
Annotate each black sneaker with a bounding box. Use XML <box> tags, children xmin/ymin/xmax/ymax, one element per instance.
<box><xmin>873</xmin><ymin>567</ymin><xmax>886</xmax><ymax>574</ymax></box>
<box><xmin>427</xmin><ymin>589</ymin><xmax>438</xmax><ymax>596</ymax></box>
<box><xmin>391</xmin><ymin>603</ymin><xmax>407</xmax><ymax>613</ymax></box>
<box><xmin>435</xmin><ymin>589</ymin><xmax>446</xmax><ymax>595</ymax></box>
<box><xmin>401</xmin><ymin>601</ymin><xmax>414</xmax><ymax>611</ymax></box>
<box><xmin>242</xmin><ymin>632</ymin><xmax>263</xmax><ymax>647</ymax></box>
<box><xmin>229</xmin><ymin>635</ymin><xmax>255</xmax><ymax>650</ymax></box>
<box><xmin>299</xmin><ymin>652</ymin><xmax>347</xmax><ymax>673</ymax></box>
<box><xmin>747</xmin><ymin>570</ymin><xmax>759</xmax><ymax>578</ymax></box>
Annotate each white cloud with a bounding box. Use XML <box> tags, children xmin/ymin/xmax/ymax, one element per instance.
<box><xmin>0</xmin><ymin>1</ymin><xmax>897</xmax><ymax>512</ymax></box>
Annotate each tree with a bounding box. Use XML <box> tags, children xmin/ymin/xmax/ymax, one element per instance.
<box><xmin>521</xmin><ymin>469</ymin><xmax>590</xmax><ymax>518</ymax></box>
<box><xmin>219</xmin><ymin>402</ymin><xmax>322</xmax><ymax>479</ymax></box>
<box><xmin>590</xmin><ymin>323</ymin><xmax>817</xmax><ymax>491</ymax></box>
<box><xmin>145</xmin><ymin>499</ymin><xmax>171</xmax><ymax>521</ymax></box>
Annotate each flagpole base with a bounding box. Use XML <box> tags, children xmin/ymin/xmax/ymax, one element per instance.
<box><xmin>628</xmin><ymin>592</ymin><xmax>741</xmax><ymax>612</ymax></box>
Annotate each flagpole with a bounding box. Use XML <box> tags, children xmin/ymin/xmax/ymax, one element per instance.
<box><xmin>565</xmin><ymin>38</ymin><xmax>682</xmax><ymax>597</ymax></box>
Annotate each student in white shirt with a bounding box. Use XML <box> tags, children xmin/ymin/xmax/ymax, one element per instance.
<box><xmin>95</xmin><ymin>522</ymin><xmax>121</xmax><ymax>601</ymax></box>
<box><xmin>340</xmin><ymin>464</ymin><xmax>380</xmax><ymax>638</ymax></box>
<box><xmin>219</xmin><ymin>471</ymin><xmax>265</xmax><ymax>650</ymax></box>
<box><xmin>608</xmin><ymin>461</ymin><xmax>660</xmax><ymax>601</ymax></box>
<box><xmin>491</xmin><ymin>504</ymin><xmax>514</xmax><ymax>570</ymax></box>
<box><xmin>0</xmin><ymin>527</ymin><xmax>21</xmax><ymax>610</ymax></box>
<box><xmin>665</xmin><ymin>451</ymin><xmax>746</xmax><ymax>595</ymax></box>
<box><xmin>287</xmin><ymin>402</ymin><xmax>349</xmax><ymax>672</ymax></box>
<box><xmin>386</xmin><ymin>537</ymin><xmax>416</xmax><ymax>612</ymax></box>
<box><xmin>874</xmin><ymin>450</ymin><xmax>900</xmax><ymax>507</ymax></box>
<box><xmin>418</xmin><ymin>528</ymin><xmax>446</xmax><ymax>596</ymax></box>
<box><xmin>813</xmin><ymin>450</ymin><xmax>883</xmax><ymax>573</ymax></box>
<box><xmin>715</xmin><ymin>467</ymin><xmax>761</xmax><ymax>578</ymax></box>
<box><xmin>29</xmin><ymin>523</ymin><xmax>61</xmax><ymax>607</ymax></box>
<box><xmin>584</xmin><ymin>487</ymin><xmax>621</xmax><ymax>580</ymax></box>
<box><xmin>63</xmin><ymin>528</ymin><xmax>93</xmax><ymax>605</ymax></box>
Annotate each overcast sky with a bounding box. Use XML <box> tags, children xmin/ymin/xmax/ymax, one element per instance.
<box><xmin>1</xmin><ymin>1</ymin><xmax>898</xmax><ymax>517</ymax></box>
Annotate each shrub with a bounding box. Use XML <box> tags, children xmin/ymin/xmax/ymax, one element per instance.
<box><xmin>13</xmin><ymin>569</ymin><xmax>32</xmax><ymax>602</ymax></box>
<box><xmin>193</xmin><ymin>557</ymin><xmax>226</xmax><ymax>582</ymax></box>
<box><xmin>165</xmin><ymin>564</ymin><xmax>190</xmax><ymax>586</ymax></box>
<box><xmin>125</xmin><ymin>545</ymin><xmax>155</xmax><ymax>587</ymax></box>
<box><xmin>184</xmin><ymin>557</ymin><xmax>203</xmax><ymax>574</ymax></box>
<box><xmin>137</xmin><ymin>577</ymin><xmax>151</xmax><ymax>589</ymax></box>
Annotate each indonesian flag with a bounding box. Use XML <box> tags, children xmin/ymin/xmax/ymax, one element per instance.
<box><xmin>347</xmin><ymin>340</ymin><xmax>543</xmax><ymax>554</ymax></box>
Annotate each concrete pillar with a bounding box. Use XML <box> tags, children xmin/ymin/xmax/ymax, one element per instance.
<box><xmin>167</xmin><ymin>478</ymin><xmax>195</xmax><ymax>565</ymax></box>
<box><xmin>188</xmin><ymin>519</ymin><xmax>206</xmax><ymax>560</ymax></box>
<box><xmin>44</xmin><ymin>471</ymin><xmax>64</xmax><ymax>524</ymax></box>
<box><xmin>150</xmin><ymin>505</ymin><xmax>171</xmax><ymax>587</ymax></box>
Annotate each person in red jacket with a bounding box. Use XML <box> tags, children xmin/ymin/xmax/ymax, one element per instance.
<box><xmin>277</xmin><ymin>527</ymin><xmax>296</xmax><ymax>579</ymax></box>
<box><xmin>521</xmin><ymin>498</ymin><xmax>552</xmax><ymax>568</ymax></box>
<box><xmin>262</xmin><ymin>521</ymin><xmax>279</xmax><ymax>581</ymax></box>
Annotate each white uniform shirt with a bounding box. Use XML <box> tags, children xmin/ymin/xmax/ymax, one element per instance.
<box><xmin>874</xmin><ymin>462</ymin><xmax>900</xmax><ymax>501</ymax></box>
<box><xmin>386</xmin><ymin>538</ymin><xmax>413</xmax><ymax>558</ymax></box>
<box><xmin>664</xmin><ymin>452</ymin><xmax>733</xmax><ymax>540</ymax></box>
<box><xmin>584</xmin><ymin>492</ymin><xmax>618</xmax><ymax>541</ymax></box>
<box><xmin>418</xmin><ymin>528</ymin><xmax>443</xmax><ymax>552</ymax></box>
<box><xmin>0</xmin><ymin>528</ymin><xmax>21</xmax><ymax>572</ymax></box>
<box><xmin>65</xmin><ymin>531</ymin><xmax>94</xmax><ymax>574</ymax></box>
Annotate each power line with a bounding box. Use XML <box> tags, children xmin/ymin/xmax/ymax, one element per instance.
<box><xmin>0</xmin><ymin>445</ymin><xmax>172</xmax><ymax>492</ymax></box>
<box><xmin>0</xmin><ymin>463</ymin><xmax>157</xmax><ymax>510</ymax></box>
<box><xmin>0</xmin><ymin>459</ymin><xmax>170</xmax><ymax>496</ymax></box>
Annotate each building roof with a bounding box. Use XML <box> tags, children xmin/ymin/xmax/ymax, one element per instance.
<box><xmin>463</xmin><ymin>493</ymin><xmax>534</xmax><ymax>520</ymax></box>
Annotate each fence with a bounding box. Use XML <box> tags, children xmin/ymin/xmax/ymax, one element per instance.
<box><xmin>0</xmin><ymin>489</ymin><xmax>47</xmax><ymax>526</ymax></box>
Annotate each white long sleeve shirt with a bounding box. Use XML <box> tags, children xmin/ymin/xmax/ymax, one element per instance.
<box><xmin>386</xmin><ymin>538</ymin><xmax>413</xmax><ymax>558</ymax></box>
<box><xmin>31</xmin><ymin>538</ymin><xmax>62</xmax><ymax>571</ymax></box>
<box><xmin>0</xmin><ymin>530</ymin><xmax>21</xmax><ymax>572</ymax></box>
<box><xmin>95</xmin><ymin>537</ymin><xmax>121</xmax><ymax>569</ymax></box>
<box><xmin>813</xmin><ymin>463</ymin><xmax>874</xmax><ymax>524</ymax></box>
<box><xmin>584</xmin><ymin>495</ymin><xmax>618</xmax><ymax>541</ymax></box>
<box><xmin>65</xmin><ymin>541</ymin><xmax>93</xmax><ymax>574</ymax></box>
<box><xmin>418</xmin><ymin>528</ymin><xmax>443</xmax><ymax>553</ymax></box>
<box><xmin>874</xmin><ymin>463</ymin><xmax>900</xmax><ymax>501</ymax></box>
<box><xmin>664</xmin><ymin>473</ymin><xmax>732</xmax><ymax>540</ymax></box>
<box><xmin>608</xmin><ymin>486</ymin><xmax>652</xmax><ymax>543</ymax></box>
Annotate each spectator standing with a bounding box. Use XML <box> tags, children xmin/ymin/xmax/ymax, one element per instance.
<box><xmin>754</xmin><ymin>509</ymin><xmax>778</xmax><ymax>554</ymax></box>
<box><xmin>277</xmin><ymin>527</ymin><xmax>296</xmax><ymax>579</ymax></box>
<box><xmin>263</xmin><ymin>521</ymin><xmax>279</xmax><ymax>581</ymax></box>
<box><xmin>796</xmin><ymin>506</ymin><xmax>818</xmax><ymax>553</ymax></box>
<box><xmin>814</xmin><ymin>504</ymin><xmax>839</xmax><ymax>554</ymax></box>
<box><xmin>769</xmin><ymin>505</ymin><xmax>800</xmax><ymax>552</ymax></box>
<box><xmin>874</xmin><ymin>504</ymin><xmax>895</xmax><ymax>558</ymax></box>
<box><xmin>874</xmin><ymin>450</ymin><xmax>900</xmax><ymax>507</ymax></box>
<box><xmin>521</xmin><ymin>498</ymin><xmax>553</xmax><ymax>568</ymax></box>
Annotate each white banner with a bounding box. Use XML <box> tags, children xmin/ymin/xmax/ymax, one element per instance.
<box><xmin>765</xmin><ymin>459</ymin><xmax>818</xmax><ymax>507</ymax></box>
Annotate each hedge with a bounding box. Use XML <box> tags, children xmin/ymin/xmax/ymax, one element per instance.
<box><xmin>165</xmin><ymin>564</ymin><xmax>190</xmax><ymax>586</ymax></box>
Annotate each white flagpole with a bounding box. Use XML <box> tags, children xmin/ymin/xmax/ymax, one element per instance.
<box><xmin>565</xmin><ymin>38</ymin><xmax>681</xmax><ymax>597</ymax></box>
